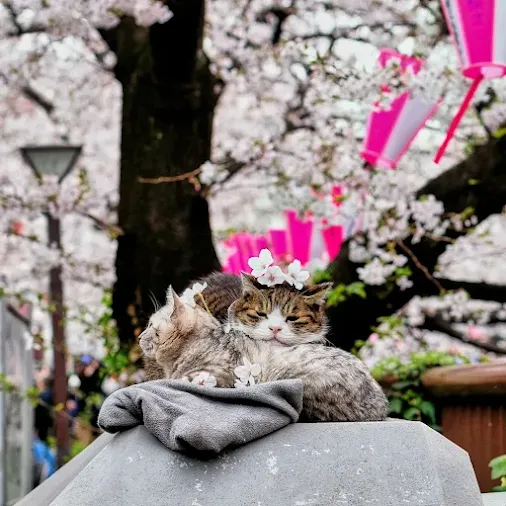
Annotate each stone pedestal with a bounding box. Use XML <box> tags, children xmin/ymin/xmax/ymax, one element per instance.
<box><xmin>16</xmin><ymin>421</ymin><xmax>484</xmax><ymax>506</ymax></box>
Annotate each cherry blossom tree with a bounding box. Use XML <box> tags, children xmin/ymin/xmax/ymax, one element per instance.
<box><xmin>1</xmin><ymin>0</ymin><xmax>506</xmax><ymax>368</ymax></box>
<box><xmin>199</xmin><ymin>0</ymin><xmax>506</xmax><ymax>357</ymax></box>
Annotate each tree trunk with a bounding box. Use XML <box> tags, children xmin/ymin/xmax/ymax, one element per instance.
<box><xmin>107</xmin><ymin>2</ymin><xmax>220</xmax><ymax>347</ymax></box>
<box><xmin>328</xmin><ymin>136</ymin><xmax>506</xmax><ymax>351</ymax></box>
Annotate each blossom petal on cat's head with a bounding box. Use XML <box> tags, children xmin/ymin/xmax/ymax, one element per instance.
<box><xmin>180</xmin><ymin>287</ymin><xmax>197</xmax><ymax>308</ymax></box>
<box><xmin>285</xmin><ymin>260</ymin><xmax>310</xmax><ymax>290</ymax></box>
<box><xmin>191</xmin><ymin>282</ymin><xmax>208</xmax><ymax>294</ymax></box>
<box><xmin>257</xmin><ymin>265</ymin><xmax>285</xmax><ymax>287</ymax></box>
<box><xmin>248</xmin><ymin>248</ymin><xmax>274</xmax><ymax>276</ymax></box>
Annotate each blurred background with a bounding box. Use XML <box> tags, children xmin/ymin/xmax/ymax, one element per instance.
<box><xmin>1</xmin><ymin>0</ymin><xmax>506</xmax><ymax>503</ymax></box>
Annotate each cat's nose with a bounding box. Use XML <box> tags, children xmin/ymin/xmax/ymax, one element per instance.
<box><xmin>269</xmin><ymin>326</ymin><xmax>282</xmax><ymax>335</ymax></box>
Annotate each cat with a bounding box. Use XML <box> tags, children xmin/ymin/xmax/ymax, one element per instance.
<box><xmin>227</xmin><ymin>273</ymin><xmax>332</xmax><ymax>346</ymax></box>
<box><xmin>143</xmin><ymin>272</ymin><xmax>242</xmax><ymax>380</ymax></box>
<box><xmin>143</xmin><ymin>272</ymin><xmax>332</xmax><ymax>379</ymax></box>
<box><xmin>139</xmin><ymin>286</ymin><xmax>389</xmax><ymax>422</ymax></box>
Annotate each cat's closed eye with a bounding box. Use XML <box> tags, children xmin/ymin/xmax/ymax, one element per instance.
<box><xmin>286</xmin><ymin>315</ymin><xmax>299</xmax><ymax>322</ymax></box>
<box><xmin>246</xmin><ymin>310</ymin><xmax>267</xmax><ymax>318</ymax></box>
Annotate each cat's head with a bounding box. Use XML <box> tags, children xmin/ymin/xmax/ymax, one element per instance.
<box><xmin>228</xmin><ymin>274</ymin><xmax>332</xmax><ymax>346</ymax></box>
<box><xmin>139</xmin><ymin>286</ymin><xmax>215</xmax><ymax>362</ymax></box>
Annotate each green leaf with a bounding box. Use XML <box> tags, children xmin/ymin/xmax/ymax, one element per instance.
<box><xmin>389</xmin><ymin>397</ymin><xmax>403</xmax><ymax>414</ymax></box>
<box><xmin>345</xmin><ymin>282</ymin><xmax>367</xmax><ymax>299</ymax></box>
<box><xmin>419</xmin><ymin>401</ymin><xmax>437</xmax><ymax>424</ymax></box>
<box><xmin>489</xmin><ymin>455</ymin><xmax>506</xmax><ymax>479</ymax></box>
<box><xmin>403</xmin><ymin>407</ymin><xmax>421</xmax><ymax>421</ymax></box>
<box><xmin>391</xmin><ymin>380</ymin><xmax>418</xmax><ymax>390</ymax></box>
<box><xmin>493</xmin><ymin>127</ymin><xmax>506</xmax><ymax>139</ymax></box>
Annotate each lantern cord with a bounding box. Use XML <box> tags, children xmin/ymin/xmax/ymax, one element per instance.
<box><xmin>434</xmin><ymin>76</ymin><xmax>483</xmax><ymax>164</ymax></box>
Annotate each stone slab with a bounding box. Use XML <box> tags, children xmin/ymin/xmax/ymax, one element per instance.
<box><xmin>482</xmin><ymin>493</ymin><xmax>506</xmax><ymax>506</ymax></box>
<box><xmin>25</xmin><ymin>421</ymin><xmax>483</xmax><ymax>506</ymax></box>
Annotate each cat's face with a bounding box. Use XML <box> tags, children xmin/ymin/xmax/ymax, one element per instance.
<box><xmin>229</xmin><ymin>274</ymin><xmax>331</xmax><ymax>346</ymax></box>
<box><xmin>138</xmin><ymin>287</ymin><xmax>205</xmax><ymax>361</ymax></box>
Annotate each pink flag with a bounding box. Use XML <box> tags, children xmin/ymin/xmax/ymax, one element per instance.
<box><xmin>285</xmin><ymin>210</ymin><xmax>314</xmax><ymax>265</ymax></box>
<box><xmin>361</xmin><ymin>49</ymin><xmax>439</xmax><ymax>169</ymax></box>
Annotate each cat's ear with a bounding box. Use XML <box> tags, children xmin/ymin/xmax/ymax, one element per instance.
<box><xmin>301</xmin><ymin>282</ymin><xmax>333</xmax><ymax>306</ymax></box>
<box><xmin>240</xmin><ymin>272</ymin><xmax>263</xmax><ymax>295</ymax></box>
<box><xmin>165</xmin><ymin>286</ymin><xmax>185</xmax><ymax>315</ymax></box>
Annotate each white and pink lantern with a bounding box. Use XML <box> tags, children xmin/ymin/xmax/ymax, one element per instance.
<box><xmin>435</xmin><ymin>0</ymin><xmax>506</xmax><ymax>162</ymax></box>
<box><xmin>361</xmin><ymin>49</ymin><xmax>440</xmax><ymax>169</ymax></box>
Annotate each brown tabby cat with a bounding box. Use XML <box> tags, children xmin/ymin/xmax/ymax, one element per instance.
<box><xmin>143</xmin><ymin>272</ymin><xmax>331</xmax><ymax>379</ymax></box>
<box><xmin>139</xmin><ymin>284</ymin><xmax>388</xmax><ymax>422</ymax></box>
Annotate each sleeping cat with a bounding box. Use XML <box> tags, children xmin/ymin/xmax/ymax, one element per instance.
<box><xmin>143</xmin><ymin>272</ymin><xmax>332</xmax><ymax>379</ymax></box>
<box><xmin>139</xmin><ymin>286</ymin><xmax>388</xmax><ymax>422</ymax></box>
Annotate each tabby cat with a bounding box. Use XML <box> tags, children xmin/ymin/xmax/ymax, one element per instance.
<box><xmin>139</xmin><ymin>285</ymin><xmax>388</xmax><ymax>422</ymax></box>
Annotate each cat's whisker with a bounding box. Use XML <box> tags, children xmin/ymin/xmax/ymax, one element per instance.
<box><xmin>149</xmin><ymin>291</ymin><xmax>161</xmax><ymax>311</ymax></box>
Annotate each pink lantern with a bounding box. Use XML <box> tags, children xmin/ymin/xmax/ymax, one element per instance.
<box><xmin>255</xmin><ymin>236</ymin><xmax>268</xmax><ymax>253</ymax></box>
<box><xmin>285</xmin><ymin>210</ymin><xmax>314</xmax><ymax>266</ymax></box>
<box><xmin>228</xmin><ymin>251</ymin><xmax>242</xmax><ymax>274</ymax></box>
<box><xmin>268</xmin><ymin>229</ymin><xmax>289</xmax><ymax>261</ymax></box>
<box><xmin>435</xmin><ymin>0</ymin><xmax>506</xmax><ymax>162</ymax></box>
<box><xmin>361</xmin><ymin>49</ymin><xmax>440</xmax><ymax>169</ymax></box>
<box><xmin>238</xmin><ymin>233</ymin><xmax>255</xmax><ymax>261</ymax></box>
<box><xmin>321</xmin><ymin>224</ymin><xmax>343</xmax><ymax>259</ymax></box>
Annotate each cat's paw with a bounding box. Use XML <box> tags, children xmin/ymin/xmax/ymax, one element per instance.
<box><xmin>138</xmin><ymin>327</ymin><xmax>157</xmax><ymax>358</ymax></box>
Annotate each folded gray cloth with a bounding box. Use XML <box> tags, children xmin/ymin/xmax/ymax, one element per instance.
<box><xmin>98</xmin><ymin>379</ymin><xmax>303</xmax><ymax>454</ymax></box>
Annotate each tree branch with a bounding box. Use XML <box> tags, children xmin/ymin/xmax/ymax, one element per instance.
<box><xmin>436</xmin><ymin>278</ymin><xmax>506</xmax><ymax>303</ymax></box>
<box><xmin>422</xmin><ymin>314</ymin><xmax>506</xmax><ymax>355</ymax></box>
<box><xmin>20</xmin><ymin>85</ymin><xmax>54</xmax><ymax>115</ymax></box>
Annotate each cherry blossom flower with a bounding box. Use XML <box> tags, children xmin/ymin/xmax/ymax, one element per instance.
<box><xmin>234</xmin><ymin>357</ymin><xmax>261</xmax><ymax>387</ymax></box>
<box><xmin>248</xmin><ymin>248</ymin><xmax>274</xmax><ymax>277</ymax></box>
<box><xmin>191</xmin><ymin>371</ymin><xmax>218</xmax><ymax>387</ymax></box>
<box><xmin>367</xmin><ymin>333</ymin><xmax>379</xmax><ymax>344</ymax></box>
<box><xmin>466</xmin><ymin>326</ymin><xmax>488</xmax><ymax>343</ymax></box>
<box><xmin>180</xmin><ymin>282</ymin><xmax>208</xmax><ymax>308</ymax></box>
<box><xmin>357</xmin><ymin>258</ymin><xmax>396</xmax><ymax>286</ymax></box>
<box><xmin>257</xmin><ymin>265</ymin><xmax>285</xmax><ymax>287</ymax></box>
<box><xmin>285</xmin><ymin>260</ymin><xmax>310</xmax><ymax>290</ymax></box>
<box><xmin>396</xmin><ymin>276</ymin><xmax>413</xmax><ymax>291</ymax></box>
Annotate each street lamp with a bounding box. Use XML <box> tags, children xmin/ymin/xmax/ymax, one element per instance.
<box><xmin>21</xmin><ymin>145</ymin><xmax>82</xmax><ymax>467</ymax></box>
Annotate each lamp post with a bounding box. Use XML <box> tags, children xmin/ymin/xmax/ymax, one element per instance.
<box><xmin>21</xmin><ymin>145</ymin><xmax>82</xmax><ymax>467</ymax></box>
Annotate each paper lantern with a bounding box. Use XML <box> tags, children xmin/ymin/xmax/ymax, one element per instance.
<box><xmin>227</xmin><ymin>251</ymin><xmax>242</xmax><ymax>274</ymax></box>
<box><xmin>255</xmin><ymin>236</ymin><xmax>268</xmax><ymax>253</ymax></box>
<box><xmin>361</xmin><ymin>49</ymin><xmax>440</xmax><ymax>169</ymax></box>
<box><xmin>321</xmin><ymin>225</ymin><xmax>343</xmax><ymax>260</ymax></box>
<box><xmin>434</xmin><ymin>0</ymin><xmax>506</xmax><ymax>162</ymax></box>
<box><xmin>268</xmin><ymin>229</ymin><xmax>289</xmax><ymax>261</ymax></box>
<box><xmin>285</xmin><ymin>210</ymin><xmax>314</xmax><ymax>266</ymax></box>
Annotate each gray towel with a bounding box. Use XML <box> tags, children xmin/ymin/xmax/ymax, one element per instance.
<box><xmin>98</xmin><ymin>379</ymin><xmax>303</xmax><ymax>455</ymax></box>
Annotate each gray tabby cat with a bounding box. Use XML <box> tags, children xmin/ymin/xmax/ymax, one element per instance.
<box><xmin>139</xmin><ymin>284</ymin><xmax>388</xmax><ymax>422</ymax></box>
